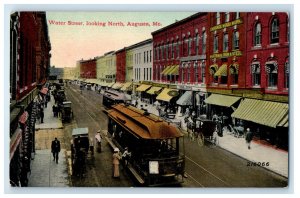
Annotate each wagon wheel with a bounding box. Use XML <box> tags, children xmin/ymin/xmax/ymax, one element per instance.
<box><xmin>197</xmin><ymin>133</ymin><xmax>204</xmax><ymax>146</ymax></box>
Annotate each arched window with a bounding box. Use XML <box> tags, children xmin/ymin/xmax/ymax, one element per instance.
<box><xmin>285</xmin><ymin>60</ymin><xmax>289</xmax><ymax>89</ymax></box>
<box><xmin>202</xmin><ymin>31</ymin><xmax>206</xmax><ymax>54</ymax></box>
<box><xmin>225</xmin><ymin>12</ymin><xmax>230</xmax><ymax>22</ymax></box>
<box><xmin>265</xmin><ymin>61</ymin><xmax>278</xmax><ymax>87</ymax></box>
<box><xmin>254</xmin><ymin>22</ymin><xmax>262</xmax><ymax>46</ymax></box>
<box><xmin>271</xmin><ymin>17</ymin><xmax>279</xmax><ymax>44</ymax></box>
<box><xmin>251</xmin><ymin>61</ymin><xmax>261</xmax><ymax>86</ymax></box>
<box><xmin>171</xmin><ymin>41</ymin><xmax>174</xmax><ymax>59</ymax></box>
<box><xmin>216</xmin><ymin>12</ymin><xmax>221</xmax><ymax>25</ymax></box>
<box><xmin>233</xmin><ymin>31</ymin><xmax>239</xmax><ymax>50</ymax></box>
<box><xmin>194</xmin><ymin>62</ymin><xmax>199</xmax><ymax>83</ymax></box>
<box><xmin>195</xmin><ymin>34</ymin><xmax>199</xmax><ymax>55</ymax></box>
<box><xmin>188</xmin><ymin>37</ymin><xmax>192</xmax><ymax>56</ymax></box>
<box><xmin>223</xmin><ymin>33</ymin><xmax>229</xmax><ymax>51</ymax></box>
<box><xmin>166</xmin><ymin>43</ymin><xmax>169</xmax><ymax>60</ymax></box>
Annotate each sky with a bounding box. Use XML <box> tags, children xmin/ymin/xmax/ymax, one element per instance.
<box><xmin>47</xmin><ymin>12</ymin><xmax>196</xmax><ymax>68</ymax></box>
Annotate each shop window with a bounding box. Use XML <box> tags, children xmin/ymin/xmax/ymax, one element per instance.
<box><xmin>233</xmin><ymin>31</ymin><xmax>239</xmax><ymax>50</ymax></box>
<box><xmin>271</xmin><ymin>18</ymin><xmax>279</xmax><ymax>44</ymax></box>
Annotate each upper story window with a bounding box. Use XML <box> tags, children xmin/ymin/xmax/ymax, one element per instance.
<box><xmin>202</xmin><ymin>31</ymin><xmax>206</xmax><ymax>54</ymax></box>
<box><xmin>166</xmin><ymin>44</ymin><xmax>169</xmax><ymax>59</ymax></box>
<box><xmin>150</xmin><ymin>50</ymin><xmax>152</xmax><ymax>62</ymax></box>
<box><xmin>194</xmin><ymin>62</ymin><xmax>199</xmax><ymax>83</ymax></box>
<box><xmin>171</xmin><ymin>42</ymin><xmax>174</xmax><ymax>59</ymax></box>
<box><xmin>216</xmin><ymin>12</ymin><xmax>221</xmax><ymax>25</ymax></box>
<box><xmin>161</xmin><ymin>45</ymin><xmax>164</xmax><ymax>59</ymax></box>
<box><xmin>233</xmin><ymin>31</ymin><xmax>239</xmax><ymax>50</ymax></box>
<box><xmin>195</xmin><ymin>34</ymin><xmax>199</xmax><ymax>55</ymax></box>
<box><xmin>201</xmin><ymin>61</ymin><xmax>206</xmax><ymax>83</ymax></box>
<box><xmin>265</xmin><ymin>61</ymin><xmax>278</xmax><ymax>87</ymax></box>
<box><xmin>254</xmin><ymin>22</ymin><xmax>262</xmax><ymax>46</ymax></box>
<box><xmin>176</xmin><ymin>41</ymin><xmax>180</xmax><ymax>57</ymax></box>
<box><xmin>214</xmin><ymin>35</ymin><xmax>218</xmax><ymax>53</ymax></box>
<box><xmin>271</xmin><ymin>17</ymin><xmax>279</xmax><ymax>44</ymax></box>
<box><xmin>223</xmin><ymin>33</ymin><xmax>229</xmax><ymax>51</ymax></box>
<box><xmin>188</xmin><ymin>37</ymin><xmax>192</xmax><ymax>56</ymax></box>
<box><xmin>235</xmin><ymin>12</ymin><xmax>240</xmax><ymax>19</ymax></box>
<box><xmin>225</xmin><ymin>12</ymin><xmax>230</xmax><ymax>22</ymax></box>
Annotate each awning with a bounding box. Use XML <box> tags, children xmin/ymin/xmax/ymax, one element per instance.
<box><xmin>120</xmin><ymin>82</ymin><xmax>133</xmax><ymax>91</ymax></box>
<box><xmin>19</xmin><ymin>111</ymin><xmax>29</xmax><ymax>124</ymax></box>
<box><xmin>10</xmin><ymin>128</ymin><xmax>22</xmax><ymax>161</ymax></box>
<box><xmin>205</xmin><ymin>94</ymin><xmax>241</xmax><ymax>107</ymax></box>
<box><xmin>146</xmin><ymin>86</ymin><xmax>163</xmax><ymax>95</ymax></box>
<box><xmin>231</xmin><ymin>98</ymin><xmax>289</xmax><ymax>128</ymax></box>
<box><xmin>112</xmin><ymin>82</ymin><xmax>124</xmax><ymax>90</ymax></box>
<box><xmin>176</xmin><ymin>91</ymin><xmax>192</xmax><ymax>106</ymax></box>
<box><xmin>161</xmin><ymin>66</ymin><xmax>172</xmax><ymax>75</ymax></box>
<box><xmin>136</xmin><ymin>84</ymin><xmax>152</xmax><ymax>92</ymax></box>
<box><xmin>168</xmin><ymin>65</ymin><xmax>179</xmax><ymax>75</ymax></box>
<box><xmin>164</xmin><ymin>65</ymin><xmax>176</xmax><ymax>75</ymax></box>
<box><xmin>278</xmin><ymin>113</ymin><xmax>289</xmax><ymax>127</ymax></box>
<box><xmin>156</xmin><ymin>88</ymin><xmax>178</xmax><ymax>102</ymax></box>
<box><xmin>106</xmin><ymin>82</ymin><xmax>115</xmax><ymax>87</ymax></box>
<box><xmin>230</xmin><ymin>63</ymin><xmax>239</xmax><ymax>74</ymax></box>
<box><xmin>214</xmin><ymin>64</ymin><xmax>228</xmax><ymax>76</ymax></box>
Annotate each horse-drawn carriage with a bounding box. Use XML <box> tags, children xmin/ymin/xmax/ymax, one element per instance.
<box><xmin>61</xmin><ymin>101</ymin><xmax>73</xmax><ymax>123</ymax></box>
<box><xmin>70</xmin><ymin>128</ymin><xmax>89</xmax><ymax>177</ymax></box>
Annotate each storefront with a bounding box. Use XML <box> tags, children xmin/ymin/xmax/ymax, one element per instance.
<box><xmin>135</xmin><ymin>84</ymin><xmax>152</xmax><ymax>102</ymax></box>
<box><xmin>231</xmin><ymin>98</ymin><xmax>289</xmax><ymax>149</ymax></box>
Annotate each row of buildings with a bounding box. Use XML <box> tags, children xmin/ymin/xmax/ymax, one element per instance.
<box><xmin>9</xmin><ymin>12</ymin><xmax>51</xmax><ymax>186</ymax></box>
<box><xmin>73</xmin><ymin>12</ymin><xmax>289</xmax><ymax>150</ymax></box>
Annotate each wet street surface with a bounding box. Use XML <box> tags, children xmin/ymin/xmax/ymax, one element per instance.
<box><xmin>59</xmin><ymin>84</ymin><xmax>288</xmax><ymax>187</ymax></box>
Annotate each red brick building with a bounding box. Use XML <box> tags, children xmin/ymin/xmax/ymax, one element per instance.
<box><xmin>79</xmin><ymin>58</ymin><xmax>97</xmax><ymax>78</ymax></box>
<box><xmin>207</xmin><ymin>12</ymin><xmax>246</xmax><ymax>89</ymax></box>
<box><xmin>10</xmin><ymin>12</ymin><xmax>51</xmax><ymax>186</ymax></box>
<box><xmin>245</xmin><ymin>12</ymin><xmax>289</xmax><ymax>95</ymax></box>
<box><xmin>152</xmin><ymin>12</ymin><xmax>208</xmax><ymax>85</ymax></box>
<box><xmin>116</xmin><ymin>48</ymin><xmax>126</xmax><ymax>82</ymax></box>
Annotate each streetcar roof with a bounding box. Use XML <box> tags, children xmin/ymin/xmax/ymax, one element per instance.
<box><xmin>108</xmin><ymin>104</ymin><xmax>183</xmax><ymax>139</ymax></box>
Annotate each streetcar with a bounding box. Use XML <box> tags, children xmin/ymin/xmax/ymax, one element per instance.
<box><xmin>102</xmin><ymin>90</ymin><xmax>131</xmax><ymax>108</ymax></box>
<box><xmin>107</xmin><ymin>103</ymin><xmax>185</xmax><ymax>186</ymax></box>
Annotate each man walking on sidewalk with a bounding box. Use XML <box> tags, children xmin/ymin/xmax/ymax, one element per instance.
<box><xmin>245</xmin><ymin>128</ymin><xmax>253</xmax><ymax>150</ymax></box>
<box><xmin>51</xmin><ymin>137</ymin><xmax>61</xmax><ymax>163</ymax></box>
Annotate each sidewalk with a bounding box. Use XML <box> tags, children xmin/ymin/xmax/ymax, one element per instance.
<box><xmin>35</xmin><ymin>94</ymin><xmax>63</xmax><ymax>130</ymax></box>
<box><xmin>137</xmin><ymin>99</ymin><xmax>288</xmax><ymax>178</ymax></box>
<box><xmin>28</xmin><ymin>149</ymin><xmax>69</xmax><ymax>187</ymax></box>
<box><xmin>28</xmin><ymin>92</ymin><xmax>69</xmax><ymax>187</ymax></box>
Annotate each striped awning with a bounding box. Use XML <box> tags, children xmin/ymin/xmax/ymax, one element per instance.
<box><xmin>120</xmin><ymin>82</ymin><xmax>132</xmax><ymax>91</ymax></box>
<box><xmin>205</xmin><ymin>94</ymin><xmax>241</xmax><ymax>107</ymax></box>
<box><xmin>156</xmin><ymin>88</ymin><xmax>178</xmax><ymax>102</ymax></box>
<box><xmin>146</xmin><ymin>86</ymin><xmax>163</xmax><ymax>95</ymax></box>
<box><xmin>136</xmin><ymin>84</ymin><xmax>152</xmax><ymax>92</ymax></box>
<box><xmin>176</xmin><ymin>91</ymin><xmax>192</xmax><ymax>106</ymax></box>
<box><xmin>168</xmin><ymin>65</ymin><xmax>179</xmax><ymax>75</ymax></box>
<box><xmin>231</xmin><ymin>98</ymin><xmax>289</xmax><ymax>128</ymax></box>
<box><xmin>214</xmin><ymin>64</ymin><xmax>228</xmax><ymax>76</ymax></box>
<box><xmin>112</xmin><ymin>82</ymin><xmax>124</xmax><ymax>90</ymax></box>
<box><xmin>161</xmin><ymin>66</ymin><xmax>171</xmax><ymax>75</ymax></box>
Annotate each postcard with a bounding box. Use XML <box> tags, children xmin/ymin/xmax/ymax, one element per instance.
<box><xmin>8</xmin><ymin>11</ymin><xmax>289</xmax><ymax>188</ymax></box>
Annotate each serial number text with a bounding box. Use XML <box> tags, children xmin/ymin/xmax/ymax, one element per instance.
<box><xmin>247</xmin><ymin>162</ymin><xmax>270</xmax><ymax>167</ymax></box>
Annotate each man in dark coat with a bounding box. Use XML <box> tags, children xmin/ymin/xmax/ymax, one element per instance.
<box><xmin>51</xmin><ymin>137</ymin><xmax>61</xmax><ymax>163</ymax></box>
<box><xmin>245</xmin><ymin>128</ymin><xmax>253</xmax><ymax>150</ymax></box>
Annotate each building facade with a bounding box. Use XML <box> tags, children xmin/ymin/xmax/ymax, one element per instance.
<box><xmin>10</xmin><ymin>11</ymin><xmax>51</xmax><ymax>186</ymax></box>
<box><xmin>115</xmin><ymin>48</ymin><xmax>126</xmax><ymax>82</ymax></box>
<box><xmin>125</xmin><ymin>48</ymin><xmax>134</xmax><ymax>82</ymax></box>
<box><xmin>79</xmin><ymin>58</ymin><xmax>97</xmax><ymax>79</ymax></box>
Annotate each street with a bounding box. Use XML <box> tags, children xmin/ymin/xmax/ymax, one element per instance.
<box><xmin>62</xmin><ymin>83</ymin><xmax>288</xmax><ymax>187</ymax></box>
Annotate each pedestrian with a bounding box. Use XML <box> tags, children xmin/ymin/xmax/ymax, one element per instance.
<box><xmin>135</xmin><ymin>100</ymin><xmax>138</xmax><ymax>107</ymax></box>
<box><xmin>245</xmin><ymin>128</ymin><xmax>253</xmax><ymax>149</ymax></box>
<box><xmin>112</xmin><ymin>148</ymin><xmax>122</xmax><ymax>178</ymax></box>
<box><xmin>40</xmin><ymin>109</ymin><xmax>44</xmax><ymax>123</ymax></box>
<box><xmin>51</xmin><ymin>137</ymin><xmax>61</xmax><ymax>163</ymax></box>
<box><xmin>52</xmin><ymin>104</ymin><xmax>57</xmax><ymax>117</ymax></box>
<box><xmin>95</xmin><ymin>130</ymin><xmax>102</xmax><ymax>153</ymax></box>
<box><xmin>122</xmin><ymin>147</ymin><xmax>131</xmax><ymax>166</ymax></box>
